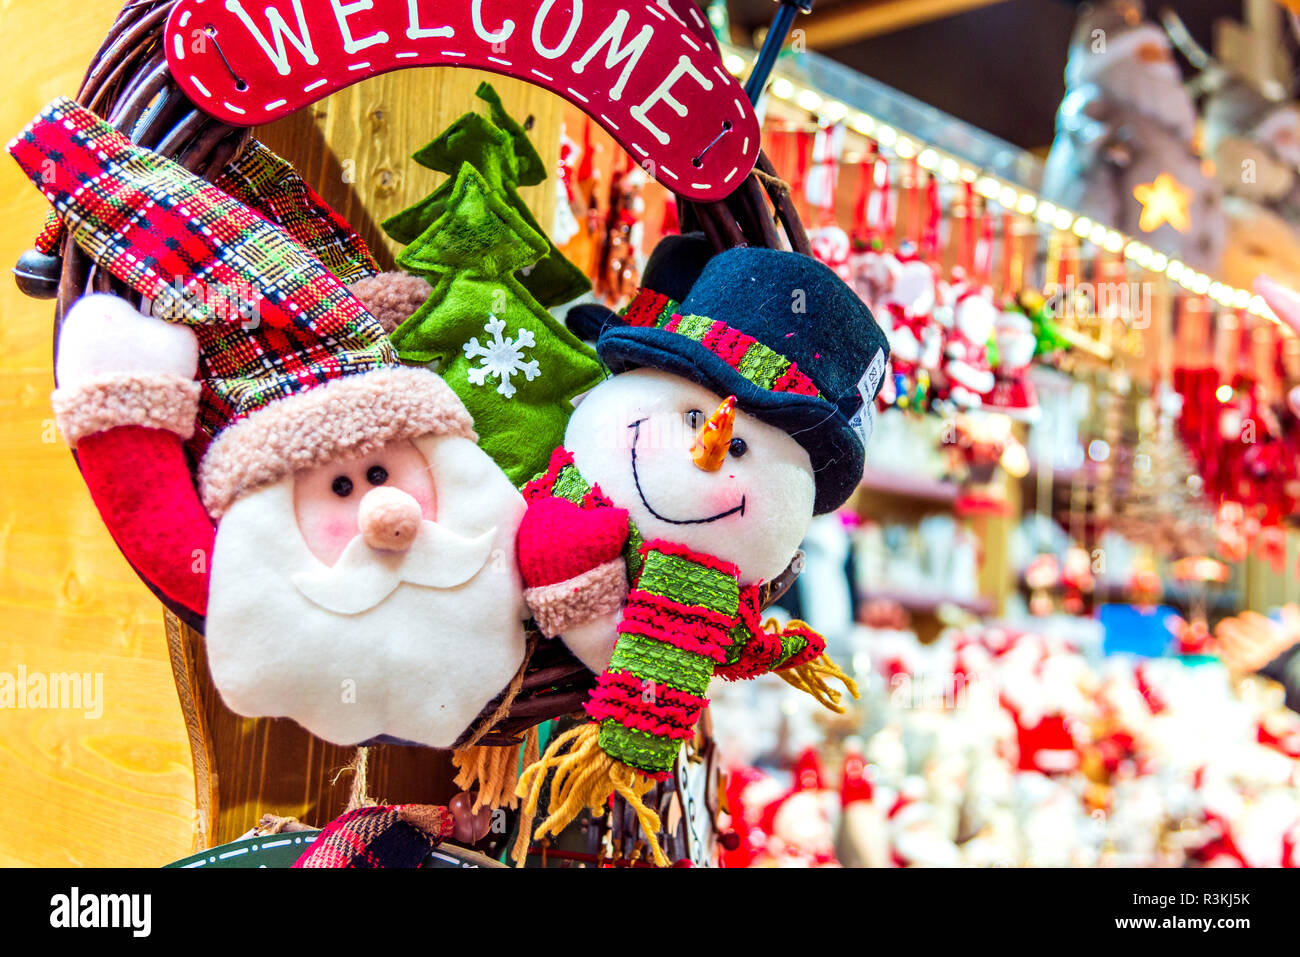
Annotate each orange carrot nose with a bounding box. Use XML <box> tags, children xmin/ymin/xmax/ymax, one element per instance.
<box><xmin>690</xmin><ymin>395</ymin><xmax>737</xmax><ymax>471</ymax></box>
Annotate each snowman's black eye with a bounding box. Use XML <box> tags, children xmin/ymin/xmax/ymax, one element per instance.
<box><xmin>331</xmin><ymin>476</ymin><xmax>354</xmax><ymax>497</ymax></box>
<box><xmin>729</xmin><ymin>438</ymin><xmax>748</xmax><ymax>458</ymax></box>
<box><xmin>686</xmin><ymin>409</ymin><xmax>704</xmax><ymax>429</ymax></box>
<box><xmin>366</xmin><ymin>465</ymin><xmax>388</xmax><ymax>486</ymax></box>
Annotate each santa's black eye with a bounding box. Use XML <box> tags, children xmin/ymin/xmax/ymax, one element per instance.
<box><xmin>686</xmin><ymin>409</ymin><xmax>704</xmax><ymax>428</ymax></box>
<box><xmin>366</xmin><ymin>465</ymin><xmax>388</xmax><ymax>486</ymax></box>
<box><xmin>331</xmin><ymin>476</ymin><xmax>354</xmax><ymax>497</ymax></box>
<box><xmin>729</xmin><ymin>438</ymin><xmax>748</xmax><ymax>458</ymax></box>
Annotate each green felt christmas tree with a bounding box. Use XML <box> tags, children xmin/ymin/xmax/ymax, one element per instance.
<box><xmin>383</xmin><ymin>82</ymin><xmax>589</xmax><ymax>307</ymax></box>
<box><xmin>392</xmin><ymin>163</ymin><xmax>604</xmax><ymax>485</ymax></box>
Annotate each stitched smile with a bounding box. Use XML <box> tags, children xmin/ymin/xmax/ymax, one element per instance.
<box><xmin>629</xmin><ymin>418</ymin><xmax>746</xmax><ymax>525</ymax></box>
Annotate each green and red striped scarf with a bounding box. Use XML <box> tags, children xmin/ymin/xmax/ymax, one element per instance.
<box><xmin>524</xmin><ymin>447</ymin><xmax>824</xmax><ymax>778</ymax></box>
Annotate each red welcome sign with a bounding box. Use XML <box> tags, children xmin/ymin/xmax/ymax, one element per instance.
<box><xmin>165</xmin><ymin>0</ymin><xmax>759</xmax><ymax>201</ymax></box>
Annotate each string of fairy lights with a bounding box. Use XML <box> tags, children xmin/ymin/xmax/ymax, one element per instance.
<box><xmin>719</xmin><ymin>52</ymin><xmax>1278</xmax><ymax>324</ymax></box>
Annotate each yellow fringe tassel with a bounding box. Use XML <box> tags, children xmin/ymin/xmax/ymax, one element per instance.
<box><xmin>452</xmin><ymin>736</ymin><xmax>531</xmax><ymax>813</ymax></box>
<box><xmin>777</xmin><ymin>651</ymin><xmax>860</xmax><ymax>713</ymax></box>
<box><xmin>509</xmin><ymin>727</ymin><xmax>541</xmax><ymax>866</ymax></box>
<box><xmin>514</xmin><ymin>723</ymin><xmax>670</xmax><ymax>867</ymax></box>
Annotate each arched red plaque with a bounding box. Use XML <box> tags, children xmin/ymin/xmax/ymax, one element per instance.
<box><xmin>165</xmin><ymin>0</ymin><xmax>760</xmax><ymax>201</ymax></box>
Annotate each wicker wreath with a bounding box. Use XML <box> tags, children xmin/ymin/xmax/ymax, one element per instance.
<box><xmin>16</xmin><ymin>0</ymin><xmax>812</xmax><ymax>753</ymax></box>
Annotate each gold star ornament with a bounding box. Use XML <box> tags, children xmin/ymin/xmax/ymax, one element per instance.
<box><xmin>1133</xmin><ymin>172</ymin><xmax>1192</xmax><ymax>233</ymax></box>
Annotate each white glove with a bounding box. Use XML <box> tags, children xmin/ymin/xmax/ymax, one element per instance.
<box><xmin>56</xmin><ymin>293</ymin><xmax>199</xmax><ymax>389</ymax></box>
<box><xmin>52</xmin><ymin>294</ymin><xmax>201</xmax><ymax>446</ymax></box>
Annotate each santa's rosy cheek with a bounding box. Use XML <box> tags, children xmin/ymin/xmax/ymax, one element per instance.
<box><xmin>318</xmin><ymin>517</ymin><xmax>358</xmax><ymax>554</ymax></box>
<box><xmin>375</xmin><ymin>454</ymin><xmax>437</xmax><ymax>520</ymax></box>
<box><xmin>295</xmin><ymin>495</ymin><xmax>362</xmax><ymax>565</ymax></box>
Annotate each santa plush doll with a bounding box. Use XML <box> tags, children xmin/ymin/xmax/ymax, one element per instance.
<box><xmin>877</xmin><ymin>247</ymin><xmax>939</xmax><ymax>405</ymax></box>
<box><xmin>984</xmin><ymin>303</ymin><xmax>1041</xmax><ymax>421</ymax></box>
<box><xmin>10</xmin><ymin>98</ymin><xmax>528</xmax><ymax>750</ymax></box>
<box><xmin>512</xmin><ymin>246</ymin><xmax>888</xmax><ymax>864</ymax></box>
<box><xmin>1041</xmin><ymin>0</ymin><xmax>1225</xmax><ymax>273</ymax></box>
<box><xmin>1204</xmin><ymin>76</ymin><xmax>1300</xmax><ymax>292</ymax></box>
<box><xmin>943</xmin><ymin>285</ymin><xmax>999</xmax><ymax>408</ymax></box>
<box><xmin>836</xmin><ymin>747</ymin><xmax>892</xmax><ymax>868</ymax></box>
<box><xmin>848</xmin><ymin>241</ymin><xmax>901</xmax><ymax>316</ymax></box>
<box><xmin>759</xmin><ymin>748</ymin><xmax>841</xmax><ymax>867</ymax></box>
<box><xmin>810</xmin><ymin>224</ymin><xmax>854</xmax><ymax>284</ymax></box>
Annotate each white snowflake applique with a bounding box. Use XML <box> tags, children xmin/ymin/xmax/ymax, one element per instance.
<box><xmin>462</xmin><ymin>314</ymin><xmax>540</xmax><ymax>399</ymax></box>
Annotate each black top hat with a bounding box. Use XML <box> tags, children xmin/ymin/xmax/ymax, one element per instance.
<box><xmin>597</xmin><ymin>247</ymin><xmax>890</xmax><ymax>514</ymax></box>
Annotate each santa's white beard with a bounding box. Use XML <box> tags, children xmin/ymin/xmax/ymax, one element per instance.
<box><xmin>292</xmin><ymin>520</ymin><xmax>496</xmax><ymax>615</ymax></box>
<box><xmin>204</xmin><ymin>436</ymin><xmax>527</xmax><ymax>748</ymax></box>
<box><xmin>1096</xmin><ymin>63</ymin><xmax>1195</xmax><ymax>138</ymax></box>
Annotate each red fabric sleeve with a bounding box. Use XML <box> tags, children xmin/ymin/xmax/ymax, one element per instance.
<box><xmin>75</xmin><ymin>426</ymin><xmax>214</xmax><ymax>616</ymax></box>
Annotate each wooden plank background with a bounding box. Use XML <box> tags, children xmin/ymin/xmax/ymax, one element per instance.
<box><xmin>0</xmin><ymin>0</ymin><xmax>562</xmax><ymax>865</ymax></box>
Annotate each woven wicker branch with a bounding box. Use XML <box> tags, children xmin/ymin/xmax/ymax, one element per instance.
<box><xmin>30</xmin><ymin>0</ymin><xmax>811</xmax><ymax>740</ymax></box>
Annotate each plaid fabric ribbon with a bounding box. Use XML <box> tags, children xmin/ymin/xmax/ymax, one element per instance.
<box><xmin>618</xmin><ymin>288</ymin><xmax>822</xmax><ymax>399</ymax></box>
<box><xmin>33</xmin><ymin>138</ymin><xmax>380</xmax><ymax>287</ymax></box>
<box><xmin>214</xmin><ymin>140</ymin><xmax>379</xmax><ymax>284</ymax></box>
<box><xmin>33</xmin><ymin>209</ymin><xmax>61</xmax><ymax>256</ymax></box>
<box><xmin>293</xmin><ymin>804</ymin><xmax>453</xmax><ymax>868</ymax></box>
<box><xmin>8</xmin><ymin>97</ymin><xmax>394</xmax><ymax>438</ymax></box>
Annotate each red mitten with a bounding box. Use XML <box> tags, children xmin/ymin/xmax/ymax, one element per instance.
<box><xmin>518</xmin><ymin>495</ymin><xmax>629</xmax><ymax>587</ymax></box>
<box><xmin>517</xmin><ymin>496</ymin><xmax>630</xmax><ymax>637</ymax></box>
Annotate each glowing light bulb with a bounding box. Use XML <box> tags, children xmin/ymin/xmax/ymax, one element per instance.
<box><xmin>796</xmin><ymin>88</ymin><xmax>823</xmax><ymax>112</ymax></box>
<box><xmin>820</xmin><ymin>99</ymin><xmax>848</xmax><ymax>123</ymax></box>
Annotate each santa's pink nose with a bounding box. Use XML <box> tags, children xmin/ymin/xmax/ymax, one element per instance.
<box><xmin>358</xmin><ymin>486</ymin><xmax>423</xmax><ymax>552</ymax></box>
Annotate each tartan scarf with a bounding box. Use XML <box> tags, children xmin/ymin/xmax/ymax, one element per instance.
<box><xmin>9</xmin><ymin>97</ymin><xmax>393</xmax><ymax>441</ymax></box>
<box><xmin>293</xmin><ymin>804</ymin><xmax>453</xmax><ymax>868</ymax></box>
<box><xmin>32</xmin><ymin>138</ymin><xmax>380</xmax><ymax>285</ymax></box>
<box><xmin>524</xmin><ymin>447</ymin><xmax>825</xmax><ymax>777</ymax></box>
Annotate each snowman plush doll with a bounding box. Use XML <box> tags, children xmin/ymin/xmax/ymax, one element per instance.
<box><xmin>513</xmin><ymin>247</ymin><xmax>889</xmax><ymax>864</ymax></box>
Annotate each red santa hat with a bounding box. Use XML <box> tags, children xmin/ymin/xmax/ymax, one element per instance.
<box><xmin>10</xmin><ymin>98</ymin><xmax>473</xmax><ymax>520</ymax></box>
<box><xmin>840</xmin><ymin>750</ymin><xmax>875</xmax><ymax>807</ymax></box>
